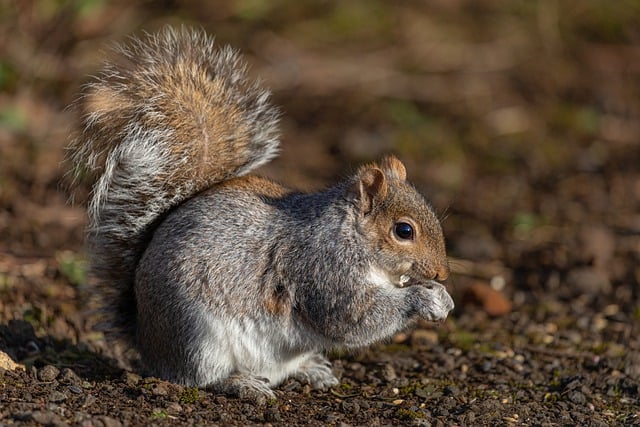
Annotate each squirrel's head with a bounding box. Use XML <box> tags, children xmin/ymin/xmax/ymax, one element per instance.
<box><xmin>346</xmin><ymin>155</ymin><xmax>449</xmax><ymax>288</ymax></box>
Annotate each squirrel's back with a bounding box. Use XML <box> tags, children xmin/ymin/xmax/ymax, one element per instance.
<box><xmin>68</xmin><ymin>27</ymin><xmax>280</xmax><ymax>341</ymax></box>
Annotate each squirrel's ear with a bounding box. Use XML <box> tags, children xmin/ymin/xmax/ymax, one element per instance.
<box><xmin>379</xmin><ymin>155</ymin><xmax>407</xmax><ymax>182</ymax></box>
<box><xmin>347</xmin><ymin>167</ymin><xmax>387</xmax><ymax>214</ymax></box>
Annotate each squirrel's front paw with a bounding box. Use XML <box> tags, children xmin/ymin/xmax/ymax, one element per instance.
<box><xmin>414</xmin><ymin>281</ymin><xmax>454</xmax><ymax>322</ymax></box>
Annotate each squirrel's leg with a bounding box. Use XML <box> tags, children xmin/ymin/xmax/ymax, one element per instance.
<box><xmin>291</xmin><ymin>353</ymin><xmax>339</xmax><ymax>390</ymax></box>
<box><xmin>210</xmin><ymin>374</ymin><xmax>275</xmax><ymax>403</ymax></box>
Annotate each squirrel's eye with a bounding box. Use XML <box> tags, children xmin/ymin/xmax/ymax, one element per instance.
<box><xmin>394</xmin><ymin>222</ymin><xmax>414</xmax><ymax>240</ymax></box>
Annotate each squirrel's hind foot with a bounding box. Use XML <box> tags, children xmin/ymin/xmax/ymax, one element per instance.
<box><xmin>292</xmin><ymin>353</ymin><xmax>339</xmax><ymax>391</ymax></box>
<box><xmin>210</xmin><ymin>374</ymin><xmax>275</xmax><ymax>404</ymax></box>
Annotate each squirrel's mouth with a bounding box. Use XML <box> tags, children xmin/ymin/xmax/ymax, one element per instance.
<box><xmin>396</xmin><ymin>275</ymin><xmax>440</xmax><ymax>289</ymax></box>
<box><xmin>396</xmin><ymin>274</ymin><xmax>411</xmax><ymax>287</ymax></box>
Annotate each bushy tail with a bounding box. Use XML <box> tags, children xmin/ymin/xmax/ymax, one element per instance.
<box><xmin>68</xmin><ymin>27</ymin><xmax>280</xmax><ymax>342</ymax></box>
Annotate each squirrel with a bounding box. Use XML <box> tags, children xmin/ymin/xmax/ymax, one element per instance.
<box><xmin>68</xmin><ymin>27</ymin><xmax>454</xmax><ymax>400</ymax></box>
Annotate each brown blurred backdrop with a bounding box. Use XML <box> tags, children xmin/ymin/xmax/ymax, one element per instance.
<box><xmin>1</xmin><ymin>0</ymin><xmax>640</xmax><ymax>316</ymax></box>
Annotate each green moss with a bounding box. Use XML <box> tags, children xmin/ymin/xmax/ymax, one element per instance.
<box><xmin>400</xmin><ymin>383</ymin><xmax>417</xmax><ymax>395</ymax></box>
<box><xmin>150</xmin><ymin>409</ymin><xmax>168</xmax><ymax>420</ymax></box>
<box><xmin>178</xmin><ymin>387</ymin><xmax>200</xmax><ymax>404</ymax></box>
<box><xmin>381</xmin><ymin>343</ymin><xmax>410</xmax><ymax>353</ymax></box>
<box><xmin>448</xmin><ymin>330</ymin><xmax>476</xmax><ymax>351</ymax></box>
<box><xmin>544</xmin><ymin>392</ymin><xmax>560</xmax><ymax>403</ymax></box>
<box><xmin>592</xmin><ymin>342</ymin><xmax>608</xmax><ymax>355</ymax></box>
<box><xmin>607</xmin><ymin>383</ymin><xmax>623</xmax><ymax>399</ymax></box>
<box><xmin>469</xmin><ymin>388</ymin><xmax>486</xmax><ymax>399</ymax></box>
<box><xmin>396</xmin><ymin>408</ymin><xmax>426</xmax><ymax>420</ymax></box>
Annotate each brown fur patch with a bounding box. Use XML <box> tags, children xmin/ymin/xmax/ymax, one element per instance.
<box><xmin>85</xmin><ymin>86</ymin><xmax>128</xmax><ymax>115</ymax></box>
<box><xmin>263</xmin><ymin>282</ymin><xmax>292</xmax><ymax>317</ymax></box>
<box><xmin>217</xmin><ymin>175</ymin><xmax>293</xmax><ymax>198</ymax></box>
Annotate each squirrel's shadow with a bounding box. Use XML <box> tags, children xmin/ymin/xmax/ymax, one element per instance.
<box><xmin>0</xmin><ymin>319</ymin><xmax>123</xmax><ymax>381</ymax></box>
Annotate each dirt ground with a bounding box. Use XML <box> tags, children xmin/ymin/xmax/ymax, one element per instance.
<box><xmin>1</xmin><ymin>1</ymin><xmax>639</xmax><ymax>426</ymax></box>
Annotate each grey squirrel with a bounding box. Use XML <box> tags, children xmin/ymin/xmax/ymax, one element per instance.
<box><xmin>69</xmin><ymin>27</ymin><xmax>454</xmax><ymax>399</ymax></box>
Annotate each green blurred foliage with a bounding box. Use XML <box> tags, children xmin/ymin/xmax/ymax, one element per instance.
<box><xmin>56</xmin><ymin>251</ymin><xmax>87</xmax><ymax>287</ymax></box>
<box><xmin>0</xmin><ymin>107</ymin><xmax>28</xmax><ymax>133</ymax></box>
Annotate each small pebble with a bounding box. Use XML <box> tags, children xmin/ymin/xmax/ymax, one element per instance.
<box><xmin>151</xmin><ymin>382</ymin><xmax>169</xmax><ymax>396</ymax></box>
<box><xmin>68</xmin><ymin>385</ymin><xmax>83</xmax><ymax>394</ymax></box>
<box><xmin>325</xmin><ymin>414</ymin><xmax>338</xmax><ymax>423</ymax></box>
<box><xmin>411</xmin><ymin>329</ymin><xmax>439</xmax><ymax>348</ymax></box>
<box><xmin>124</xmin><ymin>372</ymin><xmax>141</xmax><ymax>387</ymax></box>
<box><xmin>48</xmin><ymin>390</ymin><xmax>67</xmax><ymax>403</ymax></box>
<box><xmin>480</xmin><ymin>361</ymin><xmax>493</xmax><ymax>372</ymax></box>
<box><xmin>382</xmin><ymin>364</ymin><xmax>397</xmax><ymax>382</ymax></box>
<box><xmin>59</xmin><ymin>367</ymin><xmax>82</xmax><ymax>384</ymax></box>
<box><xmin>166</xmin><ymin>402</ymin><xmax>183</xmax><ymax>415</ymax></box>
<box><xmin>93</xmin><ymin>415</ymin><xmax>123</xmax><ymax>427</ymax></box>
<box><xmin>444</xmin><ymin>385</ymin><xmax>460</xmax><ymax>396</ymax></box>
<box><xmin>566</xmin><ymin>267</ymin><xmax>611</xmax><ymax>295</ymax></box>
<box><xmin>264</xmin><ymin>406</ymin><xmax>282</xmax><ymax>422</ymax></box>
<box><xmin>341</xmin><ymin>400</ymin><xmax>360</xmax><ymax>414</ymax></box>
<box><xmin>37</xmin><ymin>365</ymin><xmax>60</xmax><ymax>382</ymax></box>
<box><xmin>31</xmin><ymin>410</ymin><xmax>63</xmax><ymax>426</ymax></box>
<box><xmin>80</xmin><ymin>394</ymin><xmax>96</xmax><ymax>408</ymax></box>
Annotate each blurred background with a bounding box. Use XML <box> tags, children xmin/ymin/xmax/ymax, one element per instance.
<box><xmin>1</xmin><ymin>0</ymin><xmax>639</xmax><ymax>382</ymax></box>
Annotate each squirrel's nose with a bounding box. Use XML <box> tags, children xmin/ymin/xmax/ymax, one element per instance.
<box><xmin>434</xmin><ymin>264</ymin><xmax>450</xmax><ymax>281</ymax></box>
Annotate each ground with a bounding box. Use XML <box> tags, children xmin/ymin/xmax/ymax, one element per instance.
<box><xmin>1</xmin><ymin>1</ymin><xmax>639</xmax><ymax>426</ymax></box>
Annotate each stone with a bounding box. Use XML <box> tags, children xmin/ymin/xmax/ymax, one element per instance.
<box><xmin>59</xmin><ymin>367</ymin><xmax>82</xmax><ymax>385</ymax></box>
<box><xmin>48</xmin><ymin>390</ymin><xmax>68</xmax><ymax>403</ymax></box>
<box><xmin>411</xmin><ymin>329</ymin><xmax>439</xmax><ymax>348</ymax></box>
<box><xmin>0</xmin><ymin>350</ymin><xmax>24</xmax><ymax>371</ymax></box>
<box><xmin>37</xmin><ymin>365</ymin><xmax>60</xmax><ymax>382</ymax></box>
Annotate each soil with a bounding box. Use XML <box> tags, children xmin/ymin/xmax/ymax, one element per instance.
<box><xmin>1</xmin><ymin>1</ymin><xmax>639</xmax><ymax>426</ymax></box>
